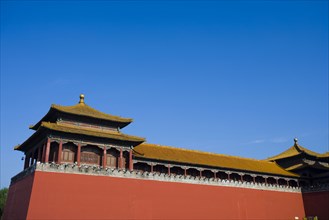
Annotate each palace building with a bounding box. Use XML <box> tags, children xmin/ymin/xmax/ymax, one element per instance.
<box><xmin>3</xmin><ymin>95</ymin><xmax>329</xmax><ymax>220</ymax></box>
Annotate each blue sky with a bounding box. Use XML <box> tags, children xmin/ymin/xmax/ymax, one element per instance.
<box><xmin>1</xmin><ymin>1</ymin><xmax>328</xmax><ymax>188</ymax></box>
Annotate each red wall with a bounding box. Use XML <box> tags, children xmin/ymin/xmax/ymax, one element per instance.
<box><xmin>303</xmin><ymin>191</ymin><xmax>329</xmax><ymax>220</ymax></box>
<box><xmin>2</xmin><ymin>173</ymin><xmax>35</xmax><ymax>220</ymax></box>
<box><xmin>16</xmin><ymin>171</ymin><xmax>305</xmax><ymax>219</ymax></box>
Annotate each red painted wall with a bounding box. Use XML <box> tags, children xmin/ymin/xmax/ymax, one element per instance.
<box><xmin>303</xmin><ymin>191</ymin><xmax>329</xmax><ymax>220</ymax></box>
<box><xmin>15</xmin><ymin>171</ymin><xmax>305</xmax><ymax>220</ymax></box>
<box><xmin>2</xmin><ymin>173</ymin><xmax>35</xmax><ymax>220</ymax></box>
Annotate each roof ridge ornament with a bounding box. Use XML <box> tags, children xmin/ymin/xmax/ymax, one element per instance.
<box><xmin>79</xmin><ymin>94</ymin><xmax>85</xmax><ymax>104</ymax></box>
<box><xmin>294</xmin><ymin>137</ymin><xmax>299</xmax><ymax>147</ymax></box>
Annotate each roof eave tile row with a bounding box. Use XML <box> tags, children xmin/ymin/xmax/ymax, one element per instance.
<box><xmin>133</xmin><ymin>143</ymin><xmax>299</xmax><ymax>178</ymax></box>
<box><xmin>16</xmin><ymin>122</ymin><xmax>145</xmax><ymax>151</ymax></box>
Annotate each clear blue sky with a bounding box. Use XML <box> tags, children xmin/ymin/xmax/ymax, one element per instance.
<box><xmin>1</xmin><ymin>1</ymin><xmax>328</xmax><ymax>188</ymax></box>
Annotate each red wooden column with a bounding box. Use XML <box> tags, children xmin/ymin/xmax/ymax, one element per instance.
<box><xmin>184</xmin><ymin>168</ymin><xmax>187</xmax><ymax>176</ymax></box>
<box><xmin>77</xmin><ymin>143</ymin><xmax>81</xmax><ymax>166</ymax></box>
<box><xmin>41</xmin><ymin>143</ymin><xmax>46</xmax><ymax>162</ymax></box>
<box><xmin>102</xmin><ymin>147</ymin><xmax>107</xmax><ymax>168</ymax></box>
<box><xmin>44</xmin><ymin>138</ymin><xmax>51</xmax><ymax>163</ymax></box>
<box><xmin>199</xmin><ymin>170</ymin><xmax>202</xmax><ymax>178</ymax></box>
<box><xmin>151</xmin><ymin>163</ymin><xmax>154</xmax><ymax>173</ymax></box>
<box><xmin>129</xmin><ymin>149</ymin><xmax>133</xmax><ymax>171</ymax></box>
<box><xmin>214</xmin><ymin>171</ymin><xmax>217</xmax><ymax>179</ymax></box>
<box><xmin>58</xmin><ymin>140</ymin><xmax>63</xmax><ymax>164</ymax></box>
<box><xmin>37</xmin><ymin>146</ymin><xmax>41</xmax><ymax>162</ymax></box>
<box><xmin>119</xmin><ymin>148</ymin><xmax>123</xmax><ymax>169</ymax></box>
<box><xmin>168</xmin><ymin>165</ymin><xmax>171</xmax><ymax>175</ymax></box>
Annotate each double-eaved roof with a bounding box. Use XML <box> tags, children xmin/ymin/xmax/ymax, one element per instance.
<box><xmin>265</xmin><ymin>140</ymin><xmax>329</xmax><ymax>176</ymax></box>
<box><xmin>16</xmin><ymin>95</ymin><xmax>144</xmax><ymax>151</ymax></box>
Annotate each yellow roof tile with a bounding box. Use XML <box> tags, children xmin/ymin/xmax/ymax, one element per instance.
<box><xmin>134</xmin><ymin>143</ymin><xmax>298</xmax><ymax>177</ymax></box>
<box><xmin>52</xmin><ymin>103</ymin><xmax>132</xmax><ymax>123</ymax></box>
<box><xmin>41</xmin><ymin>122</ymin><xmax>145</xmax><ymax>143</ymax></box>
<box><xmin>267</xmin><ymin>144</ymin><xmax>327</xmax><ymax>161</ymax></box>
<box><xmin>31</xmin><ymin>101</ymin><xmax>133</xmax><ymax>130</ymax></box>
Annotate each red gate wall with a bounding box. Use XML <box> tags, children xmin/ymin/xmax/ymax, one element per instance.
<box><xmin>4</xmin><ymin>171</ymin><xmax>306</xmax><ymax>220</ymax></box>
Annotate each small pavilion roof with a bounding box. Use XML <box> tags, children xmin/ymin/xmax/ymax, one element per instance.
<box><xmin>31</xmin><ymin>94</ymin><xmax>133</xmax><ymax>130</ymax></box>
<box><xmin>266</xmin><ymin>139</ymin><xmax>328</xmax><ymax>161</ymax></box>
<box><xmin>134</xmin><ymin>143</ymin><xmax>299</xmax><ymax>177</ymax></box>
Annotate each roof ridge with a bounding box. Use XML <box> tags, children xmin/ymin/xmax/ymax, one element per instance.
<box><xmin>51</xmin><ymin>103</ymin><xmax>133</xmax><ymax>122</ymax></box>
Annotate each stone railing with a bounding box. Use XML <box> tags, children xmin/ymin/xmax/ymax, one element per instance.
<box><xmin>17</xmin><ymin>162</ymin><xmax>301</xmax><ymax>193</ymax></box>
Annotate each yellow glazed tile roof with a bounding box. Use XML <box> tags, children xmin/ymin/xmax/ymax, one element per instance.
<box><xmin>318</xmin><ymin>152</ymin><xmax>329</xmax><ymax>158</ymax></box>
<box><xmin>267</xmin><ymin>144</ymin><xmax>328</xmax><ymax>161</ymax></box>
<box><xmin>134</xmin><ymin>143</ymin><xmax>298</xmax><ymax>177</ymax></box>
<box><xmin>41</xmin><ymin>122</ymin><xmax>145</xmax><ymax>143</ymax></box>
<box><xmin>52</xmin><ymin>103</ymin><xmax>133</xmax><ymax>123</ymax></box>
<box><xmin>285</xmin><ymin>163</ymin><xmax>305</xmax><ymax>171</ymax></box>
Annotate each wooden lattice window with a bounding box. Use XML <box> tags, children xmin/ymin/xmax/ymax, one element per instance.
<box><xmin>81</xmin><ymin>146</ymin><xmax>101</xmax><ymax>165</ymax></box>
<box><xmin>106</xmin><ymin>148</ymin><xmax>119</xmax><ymax>168</ymax></box>
<box><xmin>62</xmin><ymin>149</ymin><xmax>75</xmax><ymax>163</ymax></box>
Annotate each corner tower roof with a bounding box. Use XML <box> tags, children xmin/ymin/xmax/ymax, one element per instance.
<box><xmin>31</xmin><ymin>94</ymin><xmax>133</xmax><ymax>130</ymax></box>
<box><xmin>266</xmin><ymin>138</ymin><xmax>329</xmax><ymax>162</ymax></box>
